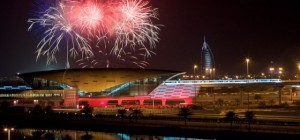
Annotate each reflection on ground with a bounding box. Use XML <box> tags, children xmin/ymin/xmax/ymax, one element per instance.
<box><xmin>1</xmin><ymin>128</ymin><xmax>207</xmax><ymax>140</ymax></box>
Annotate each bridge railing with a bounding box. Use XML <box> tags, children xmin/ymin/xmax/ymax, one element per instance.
<box><xmin>0</xmin><ymin>85</ymin><xmax>32</xmax><ymax>90</ymax></box>
<box><xmin>164</xmin><ymin>79</ymin><xmax>282</xmax><ymax>85</ymax></box>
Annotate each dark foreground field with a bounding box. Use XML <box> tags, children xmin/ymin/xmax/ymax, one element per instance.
<box><xmin>1</xmin><ymin>113</ymin><xmax>300</xmax><ymax>140</ymax></box>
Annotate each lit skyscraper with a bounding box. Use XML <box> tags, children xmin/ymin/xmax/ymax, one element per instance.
<box><xmin>201</xmin><ymin>37</ymin><xmax>215</xmax><ymax>78</ymax></box>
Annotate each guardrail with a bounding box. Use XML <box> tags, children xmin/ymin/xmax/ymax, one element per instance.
<box><xmin>0</xmin><ymin>86</ymin><xmax>32</xmax><ymax>90</ymax></box>
<box><xmin>164</xmin><ymin>79</ymin><xmax>283</xmax><ymax>85</ymax></box>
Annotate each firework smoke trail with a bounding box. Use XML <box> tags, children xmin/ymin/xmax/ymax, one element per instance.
<box><xmin>77</xmin><ymin>44</ymin><xmax>152</xmax><ymax>69</ymax></box>
<box><xmin>28</xmin><ymin>0</ymin><xmax>160</xmax><ymax>68</ymax></box>
<box><xmin>28</xmin><ymin>0</ymin><xmax>94</xmax><ymax>68</ymax></box>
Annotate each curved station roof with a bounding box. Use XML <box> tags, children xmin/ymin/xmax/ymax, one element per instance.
<box><xmin>19</xmin><ymin>68</ymin><xmax>180</xmax><ymax>92</ymax></box>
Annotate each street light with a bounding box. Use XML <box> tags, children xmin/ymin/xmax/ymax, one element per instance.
<box><xmin>4</xmin><ymin>127</ymin><xmax>14</xmax><ymax>140</ymax></box>
<box><xmin>193</xmin><ymin>65</ymin><xmax>198</xmax><ymax>77</ymax></box>
<box><xmin>246</xmin><ymin>58</ymin><xmax>250</xmax><ymax>78</ymax></box>
<box><xmin>269</xmin><ymin>67</ymin><xmax>274</xmax><ymax>78</ymax></box>
<box><xmin>278</xmin><ymin>67</ymin><xmax>283</xmax><ymax>78</ymax></box>
<box><xmin>297</xmin><ymin>64</ymin><xmax>300</xmax><ymax>79</ymax></box>
<box><xmin>212</xmin><ymin>68</ymin><xmax>215</xmax><ymax>79</ymax></box>
<box><xmin>209</xmin><ymin>68</ymin><xmax>212</xmax><ymax>79</ymax></box>
<box><xmin>193</xmin><ymin>65</ymin><xmax>198</xmax><ymax>103</ymax></box>
<box><xmin>261</xmin><ymin>73</ymin><xmax>265</xmax><ymax>78</ymax></box>
<box><xmin>245</xmin><ymin>58</ymin><xmax>250</xmax><ymax>110</ymax></box>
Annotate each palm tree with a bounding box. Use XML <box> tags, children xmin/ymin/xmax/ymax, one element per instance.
<box><xmin>44</xmin><ymin>105</ymin><xmax>53</xmax><ymax>114</ymax></box>
<box><xmin>44</xmin><ymin>132</ymin><xmax>55</xmax><ymax>140</ymax></box>
<box><xmin>245</xmin><ymin>111</ymin><xmax>255</xmax><ymax>131</ymax></box>
<box><xmin>81</xmin><ymin>104</ymin><xmax>92</xmax><ymax>115</ymax></box>
<box><xmin>80</xmin><ymin>104</ymin><xmax>93</xmax><ymax>120</ymax></box>
<box><xmin>130</xmin><ymin>109</ymin><xmax>143</xmax><ymax>122</ymax></box>
<box><xmin>64</xmin><ymin>134</ymin><xmax>72</xmax><ymax>140</ymax></box>
<box><xmin>117</xmin><ymin>109</ymin><xmax>127</xmax><ymax>122</ymax></box>
<box><xmin>177</xmin><ymin>107</ymin><xmax>193</xmax><ymax>126</ymax></box>
<box><xmin>32</xmin><ymin>130</ymin><xmax>44</xmax><ymax>140</ymax></box>
<box><xmin>225</xmin><ymin>111</ymin><xmax>238</xmax><ymax>129</ymax></box>
<box><xmin>81</xmin><ymin>131</ymin><xmax>93</xmax><ymax>140</ymax></box>
<box><xmin>32</xmin><ymin>104</ymin><xmax>43</xmax><ymax>114</ymax></box>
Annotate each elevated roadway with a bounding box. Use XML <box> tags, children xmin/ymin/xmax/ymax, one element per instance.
<box><xmin>164</xmin><ymin>79</ymin><xmax>300</xmax><ymax>87</ymax></box>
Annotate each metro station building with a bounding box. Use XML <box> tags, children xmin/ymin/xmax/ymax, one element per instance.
<box><xmin>0</xmin><ymin>69</ymin><xmax>197</xmax><ymax>108</ymax></box>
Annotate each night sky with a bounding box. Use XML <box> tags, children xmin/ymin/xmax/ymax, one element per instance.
<box><xmin>1</xmin><ymin>0</ymin><xmax>300</xmax><ymax>77</ymax></box>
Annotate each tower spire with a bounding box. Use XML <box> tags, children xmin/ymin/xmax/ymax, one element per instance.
<box><xmin>200</xmin><ymin>36</ymin><xmax>215</xmax><ymax>78</ymax></box>
<box><xmin>203</xmin><ymin>35</ymin><xmax>207</xmax><ymax>49</ymax></box>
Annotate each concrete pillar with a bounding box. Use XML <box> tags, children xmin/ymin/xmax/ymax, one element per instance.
<box><xmin>118</xmin><ymin>100</ymin><xmax>122</xmax><ymax>106</ymax></box>
<box><xmin>184</xmin><ymin>98</ymin><xmax>192</xmax><ymax>104</ymax></box>
<box><xmin>162</xmin><ymin>99</ymin><xmax>166</xmax><ymax>106</ymax></box>
<box><xmin>239</xmin><ymin>87</ymin><xmax>243</xmax><ymax>106</ymax></box>
<box><xmin>278</xmin><ymin>86</ymin><xmax>283</xmax><ymax>105</ymax></box>
<box><xmin>140</xmin><ymin>100</ymin><xmax>144</xmax><ymax>106</ymax></box>
<box><xmin>290</xmin><ymin>88</ymin><xmax>293</xmax><ymax>101</ymax></box>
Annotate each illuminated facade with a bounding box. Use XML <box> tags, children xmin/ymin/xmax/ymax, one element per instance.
<box><xmin>200</xmin><ymin>37</ymin><xmax>215</xmax><ymax>79</ymax></box>
<box><xmin>0</xmin><ymin>69</ymin><xmax>195</xmax><ymax>108</ymax></box>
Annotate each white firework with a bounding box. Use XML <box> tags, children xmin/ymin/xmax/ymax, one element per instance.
<box><xmin>112</xmin><ymin>0</ymin><xmax>160</xmax><ymax>58</ymax></box>
<box><xmin>28</xmin><ymin>1</ymin><xmax>94</xmax><ymax>68</ymax></box>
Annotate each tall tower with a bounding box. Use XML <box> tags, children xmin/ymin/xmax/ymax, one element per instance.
<box><xmin>201</xmin><ymin>37</ymin><xmax>215</xmax><ymax>79</ymax></box>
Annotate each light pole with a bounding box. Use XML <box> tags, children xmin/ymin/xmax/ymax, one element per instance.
<box><xmin>193</xmin><ymin>65</ymin><xmax>198</xmax><ymax>77</ymax></box>
<box><xmin>4</xmin><ymin>127</ymin><xmax>14</xmax><ymax>140</ymax></box>
<box><xmin>246</xmin><ymin>58</ymin><xmax>250</xmax><ymax>78</ymax></box>
<box><xmin>297</xmin><ymin>64</ymin><xmax>300</xmax><ymax>79</ymax></box>
<box><xmin>269</xmin><ymin>67</ymin><xmax>274</xmax><ymax>78</ymax></box>
<box><xmin>212</xmin><ymin>68</ymin><xmax>215</xmax><ymax>79</ymax></box>
<box><xmin>193</xmin><ymin>65</ymin><xmax>198</xmax><ymax>103</ymax></box>
<box><xmin>245</xmin><ymin>58</ymin><xmax>250</xmax><ymax>110</ymax></box>
<box><xmin>209</xmin><ymin>68</ymin><xmax>212</xmax><ymax>79</ymax></box>
<box><xmin>278</xmin><ymin>67</ymin><xmax>283</xmax><ymax>78</ymax></box>
<box><xmin>152</xmin><ymin>97</ymin><xmax>154</xmax><ymax>109</ymax></box>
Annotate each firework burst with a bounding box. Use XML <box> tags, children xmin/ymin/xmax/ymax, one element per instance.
<box><xmin>28</xmin><ymin>0</ymin><xmax>160</xmax><ymax>68</ymax></box>
<box><xmin>28</xmin><ymin>0</ymin><xmax>94</xmax><ymax>68</ymax></box>
<box><xmin>112</xmin><ymin>0</ymin><xmax>160</xmax><ymax>57</ymax></box>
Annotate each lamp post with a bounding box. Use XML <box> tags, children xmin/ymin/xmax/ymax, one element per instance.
<box><xmin>152</xmin><ymin>97</ymin><xmax>154</xmax><ymax>109</ymax></box>
<box><xmin>4</xmin><ymin>127</ymin><xmax>14</xmax><ymax>140</ymax></box>
<box><xmin>209</xmin><ymin>68</ymin><xmax>213</xmax><ymax>79</ymax></box>
<box><xmin>193</xmin><ymin>65</ymin><xmax>198</xmax><ymax>103</ymax></box>
<box><xmin>269</xmin><ymin>67</ymin><xmax>274</xmax><ymax>78</ymax></box>
<box><xmin>297</xmin><ymin>64</ymin><xmax>300</xmax><ymax>79</ymax></box>
<box><xmin>245</xmin><ymin>58</ymin><xmax>250</xmax><ymax>110</ymax></box>
<box><xmin>246</xmin><ymin>58</ymin><xmax>250</xmax><ymax>78</ymax></box>
<box><xmin>212</xmin><ymin>68</ymin><xmax>215</xmax><ymax>79</ymax></box>
<box><xmin>278</xmin><ymin>67</ymin><xmax>283</xmax><ymax>78</ymax></box>
<box><xmin>193</xmin><ymin>65</ymin><xmax>198</xmax><ymax>77</ymax></box>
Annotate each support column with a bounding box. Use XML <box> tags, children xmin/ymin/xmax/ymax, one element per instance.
<box><xmin>140</xmin><ymin>100</ymin><xmax>144</xmax><ymax>106</ymax></box>
<box><xmin>118</xmin><ymin>100</ymin><xmax>122</xmax><ymax>106</ymax></box>
<box><xmin>213</xmin><ymin>93</ymin><xmax>216</xmax><ymax>105</ymax></box>
<box><xmin>240</xmin><ymin>87</ymin><xmax>243</xmax><ymax>107</ymax></box>
<box><xmin>184</xmin><ymin>98</ymin><xmax>193</xmax><ymax>104</ymax></box>
<box><xmin>162</xmin><ymin>99</ymin><xmax>166</xmax><ymax>106</ymax></box>
<box><xmin>210</xmin><ymin>87</ymin><xmax>214</xmax><ymax>104</ymax></box>
<box><xmin>278</xmin><ymin>86</ymin><xmax>284</xmax><ymax>105</ymax></box>
<box><xmin>291</xmin><ymin>87</ymin><xmax>296</xmax><ymax>101</ymax></box>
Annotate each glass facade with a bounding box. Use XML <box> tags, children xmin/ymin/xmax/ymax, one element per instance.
<box><xmin>1</xmin><ymin>69</ymin><xmax>184</xmax><ymax>108</ymax></box>
<box><xmin>79</xmin><ymin>75</ymin><xmax>171</xmax><ymax>97</ymax></box>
